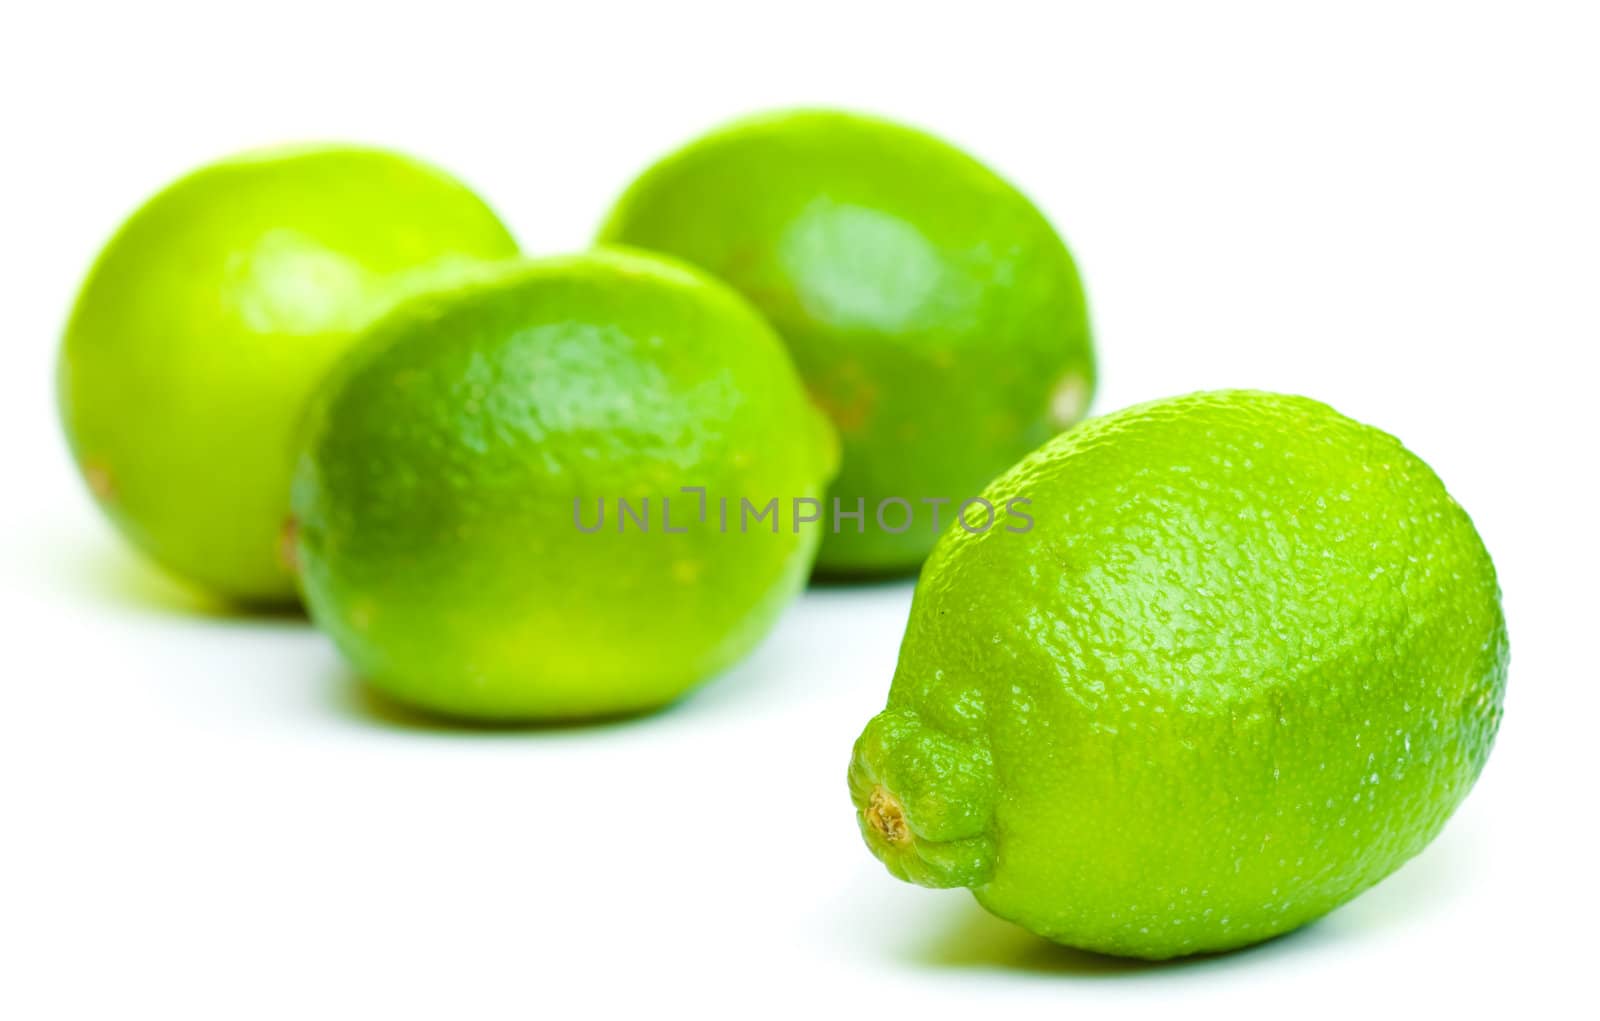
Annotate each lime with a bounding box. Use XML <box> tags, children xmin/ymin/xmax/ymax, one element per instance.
<box><xmin>849</xmin><ymin>390</ymin><xmax>1507</xmax><ymax>959</ymax></box>
<box><xmin>58</xmin><ymin>143</ymin><xmax>517</xmax><ymax>606</ymax></box>
<box><xmin>290</xmin><ymin>250</ymin><xmax>838</xmax><ymax>721</ymax></box>
<box><xmin>599</xmin><ymin>109</ymin><xmax>1094</xmax><ymax>575</ymax></box>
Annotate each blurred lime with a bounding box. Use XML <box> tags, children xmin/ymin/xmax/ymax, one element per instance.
<box><xmin>58</xmin><ymin>143</ymin><xmax>517</xmax><ymax>605</ymax></box>
<box><xmin>291</xmin><ymin>250</ymin><xmax>838</xmax><ymax>721</ymax></box>
<box><xmin>850</xmin><ymin>390</ymin><xmax>1507</xmax><ymax>958</ymax></box>
<box><xmin>600</xmin><ymin>109</ymin><xmax>1094</xmax><ymax>575</ymax></box>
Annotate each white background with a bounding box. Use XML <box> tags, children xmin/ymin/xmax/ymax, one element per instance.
<box><xmin>2</xmin><ymin>2</ymin><xmax>1597</xmax><ymax>1016</ymax></box>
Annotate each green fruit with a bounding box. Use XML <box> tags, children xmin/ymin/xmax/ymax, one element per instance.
<box><xmin>291</xmin><ymin>250</ymin><xmax>838</xmax><ymax>721</ymax></box>
<box><xmin>599</xmin><ymin>109</ymin><xmax>1094</xmax><ymax>575</ymax></box>
<box><xmin>849</xmin><ymin>390</ymin><xmax>1507</xmax><ymax>959</ymax></box>
<box><xmin>58</xmin><ymin>143</ymin><xmax>518</xmax><ymax>606</ymax></box>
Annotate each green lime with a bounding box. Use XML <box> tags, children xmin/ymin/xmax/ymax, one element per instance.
<box><xmin>599</xmin><ymin>109</ymin><xmax>1094</xmax><ymax>575</ymax></box>
<box><xmin>849</xmin><ymin>390</ymin><xmax>1507</xmax><ymax>959</ymax></box>
<box><xmin>291</xmin><ymin>250</ymin><xmax>838</xmax><ymax>721</ymax></box>
<box><xmin>58</xmin><ymin>143</ymin><xmax>518</xmax><ymax>606</ymax></box>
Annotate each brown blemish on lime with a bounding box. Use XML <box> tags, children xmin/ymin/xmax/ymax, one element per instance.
<box><xmin>865</xmin><ymin>785</ymin><xmax>913</xmax><ymax>848</ymax></box>
<box><xmin>279</xmin><ymin>517</ymin><xmax>300</xmax><ymax>573</ymax></box>
<box><xmin>84</xmin><ymin>460</ymin><xmax>114</xmax><ymax>501</ymax></box>
<box><xmin>809</xmin><ymin>384</ymin><xmax>875</xmax><ymax>435</ymax></box>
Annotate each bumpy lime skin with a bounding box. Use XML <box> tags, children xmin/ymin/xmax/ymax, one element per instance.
<box><xmin>58</xmin><ymin>144</ymin><xmax>518</xmax><ymax>606</ymax></box>
<box><xmin>849</xmin><ymin>391</ymin><xmax>1508</xmax><ymax>959</ymax></box>
<box><xmin>599</xmin><ymin>109</ymin><xmax>1095</xmax><ymax>575</ymax></box>
<box><xmin>291</xmin><ymin>250</ymin><xmax>839</xmax><ymax>721</ymax></box>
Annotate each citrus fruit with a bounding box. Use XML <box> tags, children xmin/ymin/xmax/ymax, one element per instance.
<box><xmin>598</xmin><ymin>109</ymin><xmax>1095</xmax><ymax>575</ymax></box>
<box><xmin>290</xmin><ymin>249</ymin><xmax>838</xmax><ymax>721</ymax></box>
<box><xmin>58</xmin><ymin>143</ymin><xmax>518</xmax><ymax>606</ymax></box>
<box><xmin>848</xmin><ymin>390</ymin><xmax>1507</xmax><ymax>959</ymax></box>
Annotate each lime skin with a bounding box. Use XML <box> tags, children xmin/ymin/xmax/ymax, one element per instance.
<box><xmin>599</xmin><ymin>109</ymin><xmax>1095</xmax><ymax>576</ymax></box>
<box><xmin>849</xmin><ymin>390</ymin><xmax>1508</xmax><ymax>959</ymax></box>
<box><xmin>58</xmin><ymin>143</ymin><xmax>518</xmax><ymax>607</ymax></box>
<box><xmin>290</xmin><ymin>250</ymin><xmax>839</xmax><ymax>722</ymax></box>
